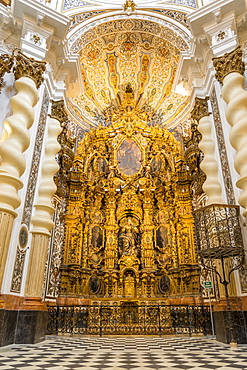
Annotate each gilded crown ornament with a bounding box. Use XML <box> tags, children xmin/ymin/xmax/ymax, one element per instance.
<box><xmin>123</xmin><ymin>0</ymin><xmax>136</xmax><ymax>14</ymax></box>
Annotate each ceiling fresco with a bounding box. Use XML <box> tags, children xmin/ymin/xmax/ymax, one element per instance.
<box><xmin>67</xmin><ymin>18</ymin><xmax>191</xmax><ymax>130</ymax></box>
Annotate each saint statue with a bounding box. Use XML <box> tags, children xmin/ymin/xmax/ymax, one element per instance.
<box><xmin>119</xmin><ymin>217</ymin><xmax>139</xmax><ymax>255</ymax></box>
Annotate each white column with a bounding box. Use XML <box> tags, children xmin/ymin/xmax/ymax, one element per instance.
<box><xmin>222</xmin><ymin>73</ymin><xmax>247</xmax><ymax>215</ymax></box>
<box><xmin>25</xmin><ymin>116</ymin><xmax>61</xmax><ymax>298</ymax></box>
<box><xmin>0</xmin><ymin>76</ymin><xmax>39</xmax><ymax>288</ymax></box>
<box><xmin>191</xmin><ymin>97</ymin><xmax>224</xmax><ymax>205</ymax></box>
<box><xmin>213</xmin><ymin>47</ymin><xmax>247</xmax><ymax>215</ymax></box>
<box><xmin>198</xmin><ymin>114</ymin><xmax>224</xmax><ymax>204</ymax></box>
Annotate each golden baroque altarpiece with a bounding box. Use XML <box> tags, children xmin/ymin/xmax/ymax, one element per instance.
<box><xmin>60</xmin><ymin>88</ymin><xmax>200</xmax><ymax>302</ymax></box>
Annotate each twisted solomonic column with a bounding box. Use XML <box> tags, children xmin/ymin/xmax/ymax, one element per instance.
<box><xmin>0</xmin><ymin>52</ymin><xmax>46</xmax><ymax>289</ymax></box>
<box><xmin>213</xmin><ymin>47</ymin><xmax>247</xmax><ymax>215</ymax></box>
<box><xmin>25</xmin><ymin>116</ymin><xmax>61</xmax><ymax>298</ymax></box>
<box><xmin>191</xmin><ymin>97</ymin><xmax>224</xmax><ymax>204</ymax></box>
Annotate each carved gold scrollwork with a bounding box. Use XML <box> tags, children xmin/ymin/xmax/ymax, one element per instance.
<box><xmin>213</xmin><ymin>46</ymin><xmax>245</xmax><ymax>84</ymax></box>
<box><xmin>14</xmin><ymin>51</ymin><xmax>46</xmax><ymax>88</ymax></box>
<box><xmin>0</xmin><ymin>53</ymin><xmax>14</xmax><ymax>89</ymax></box>
<box><xmin>51</xmin><ymin>100</ymin><xmax>68</xmax><ymax>125</ymax></box>
<box><xmin>52</xmin><ymin>100</ymin><xmax>75</xmax><ymax>198</ymax></box>
<box><xmin>191</xmin><ymin>97</ymin><xmax>209</xmax><ymax>123</ymax></box>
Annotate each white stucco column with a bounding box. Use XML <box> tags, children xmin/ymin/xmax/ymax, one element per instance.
<box><xmin>25</xmin><ymin>116</ymin><xmax>61</xmax><ymax>298</ymax></box>
<box><xmin>0</xmin><ymin>52</ymin><xmax>46</xmax><ymax>289</ymax></box>
<box><xmin>191</xmin><ymin>97</ymin><xmax>224</xmax><ymax>205</ymax></box>
<box><xmin>213</xmin><ymin>47</ymin><xmax>247</xmax><ymax>215</ymax></box>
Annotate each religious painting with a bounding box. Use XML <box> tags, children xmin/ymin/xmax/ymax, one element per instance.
<box><xmin>117</xmin><ymin>139</ymin><xmax>142</xmax><ymax>176</ymax></box>
<box><xmin>91</xmin><ymin>226</ymin><xmax>103</xmax><ymax>249</ymax></box>
<box><xmin>19</xmin><ymin>225</ymin><xmax>28</xmax><ymax>249</ymax></box>
<box><xmin>151</xmin><ymin>156</ymin><xmax>162</xmax><ymax>173</ymax></box>
<box><xmin>156</xmin><ymin>226</ymin><xmax>168</xmax><ymax>249</ymax></box>
<box><xmin>159</xmin><ymin>275</ymin><xmax>170</xmax><ymax>294</ymax></box>
<box><xmin>89</xmin><ymin>276</ymin><xmax>101</xmax><ymax>294</ymax></box>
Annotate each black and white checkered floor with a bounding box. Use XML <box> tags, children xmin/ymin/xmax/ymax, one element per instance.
<box><xmin>0</xmin><ymin>336</ymin><xmax>247</xmax><ymax>370</ymax></box>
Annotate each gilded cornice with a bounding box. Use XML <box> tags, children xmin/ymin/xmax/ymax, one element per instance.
<box><xmin>0</xmin><ymin>53</ymin><xmax>14</xmax><ymax>89</ymax></box>
<box><xmin>51</xmin><ymin>100</ymin><xmax>68</xmax><ymax>125</ymax></box>
<box><xmin>14</xmin><ymin>51</ymin><xmax>46</xmax><ymax>88</ymax></box>
<box><xmin>191</xmin><ymin>97</ymin><xmax>209</xmax><ymax>123</ymax></box>
<box><xmin>213</xmin><ymin>46</ymin><xmax>245</xmax><ymax>84</ymax></box>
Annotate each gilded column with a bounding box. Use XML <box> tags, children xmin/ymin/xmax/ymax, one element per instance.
<box><xmin>0</xmin><ymin>52</ymin><xmax>46</xmax><ymax>289</ymax></box>
<box><xmin>213</xmin><ymin>47</ymin><xmax>247</xmax><ymax>215</ymax></box>
<box><xmin>141</xmin><ymin>181</ymin><xmax>155</xmax><ymax>269</ymax></box>
<box><xmin>25</xmin><ymin>117</ymin><xmax>61</xmax><ymax>298</ymax></box>
<box><xmin>105</xmin><ymin>181</ymin><xmax>118</xmax><ymax>270</ymax></box>
<box><xmin>191</xmin><ymin>97</ymin><xmax>223</xmax><ymax>204</ymax></box>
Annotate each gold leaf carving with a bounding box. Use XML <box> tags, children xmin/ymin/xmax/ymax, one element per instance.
<box><xmin>213</xmin><ymin>46</ymin><xmax>245</xmax><ymax>84</ymax></box>
<box><xmin>14</xmin><ymin>51</ymin><xmax>46</xmax><ymax>88</ymax></box>
<box><xmin>191</xmin><ymin>97</ymin><xmax>209</xmax><ymax>123</ymax></box>
<box><xmin>0</xmin><ymin>53</ymin><xmax>14</xmax><ymax>89</ymax></box>
<box><xmin>51</xmin><ymin>100</ymin><xmax>68</xmax><ymax>124</ymax></box>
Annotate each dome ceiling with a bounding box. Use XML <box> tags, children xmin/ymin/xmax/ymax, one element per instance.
<box><xmin>67</xmin><ymin>17</ymin><xmax>191</xmax><ymax>131</ymax></box>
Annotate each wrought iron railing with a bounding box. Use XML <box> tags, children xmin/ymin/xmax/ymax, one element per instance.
<box><xmin>47</xmin><ymin>304</ymin><xmax>212</xmax><ymax>336</ymax></box>
<box><xmin>194</xmin><ymin>204</ymin><xmax>243</xmax><ymax>259</ymax></box>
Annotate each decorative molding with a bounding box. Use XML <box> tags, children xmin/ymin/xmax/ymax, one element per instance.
<box><xmin>29</xmin><ymin>32</ymin><xmax>43</xmax><ymax>47</ymax></box>
<box><xmin>63</xmin><ymin>0</ymin><xmax>93</xmax><ymax>11</ymax></box>
<box><xmin>191</xmin><ymin>97</ymin><xmax>209</xmax><ymax>122</ymax></box>
<box><xmin>69</xmin><ymin>11</ymin><xmax>106</xmax><ymax>32</ymax></box>
<box><xmin>21</xmin><ymin>88</ymin><xmax>49</xmax><ymax>228</ymax></box>
<box><xmin>43</xmin><ymin>196</ymin><xmax>66</xmax><ymax>298</ymax></box>
<box><xmin>10</xmin><ymin>246</ymin><xmax>26</xmax><ymax>293</ymax></box>
<box><xmin>69</xmin><ymin>15</ymin><xmax>190</xmax><ymax>52</ymax></box>
<box><xmin>51</xmin><ymin>99</ymin><xmax>76</xmax><ymax>198</ymax></box>
<box><xmin>168</xmin><ymin>0</ymin><xmax>196</xmax><ymax>7</ymax></box>
<box><xmin>151</xmin><ymin>9</ymin><xmax>189</xmax><ymax>29</ymax></box>
<box><xmin>239</xmin><ymin>265</ymin><xmax>247</xmax><ymax>292</ymax></box>
<box><xmin>14</xmin><ymin>51</ymin><xmax>46</xmax><ymax>88</ymax></box>
<box><xmin>210</xmin><ymin>87</ymin><xmax>235</xmax><ymax>205</ymax></box>
<box><xmin>213</xmin><ymin>46</ymin><xmax>245</xmax><ymax>84</ymax></box>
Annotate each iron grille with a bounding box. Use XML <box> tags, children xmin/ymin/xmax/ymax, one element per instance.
<box><xmin>47</xmin><ymin>304</ymin><xmax>212</xmax><ymax>336</ymax></box>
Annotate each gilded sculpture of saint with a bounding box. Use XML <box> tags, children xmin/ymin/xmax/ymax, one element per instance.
<box><xmin>119</xmin><ymin>217</ymin><xmax>139</xmax><ymax>256</ymax></box>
